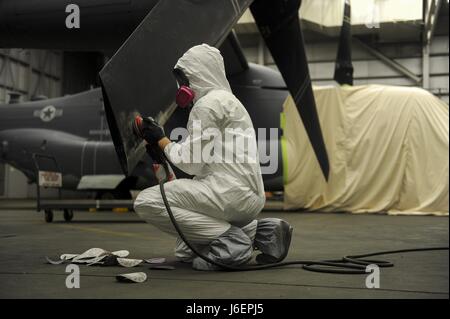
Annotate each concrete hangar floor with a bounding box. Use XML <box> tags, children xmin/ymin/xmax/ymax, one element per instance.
<box><xmin>0</xmin><ymin>206</ymin><xmax>447</xmax><ymax>299</ymax></box>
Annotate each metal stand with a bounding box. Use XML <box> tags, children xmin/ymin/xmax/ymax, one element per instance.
<box><xmin>32</xmin><ymin>153</ymin><xmax>134</xmax><ymax>223</ymax></box>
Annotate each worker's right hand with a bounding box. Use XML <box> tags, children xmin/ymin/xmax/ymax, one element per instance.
<box><xmin>141</xmin><ymin>117</ymin><xmax>166</xmax><ymax>145</ymax></box>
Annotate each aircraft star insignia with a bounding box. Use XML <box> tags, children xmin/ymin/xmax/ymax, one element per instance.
<box><xmin>33</xmin><ymin>105</ymin><xmax>63</xmax><ymax>122</ymax></box>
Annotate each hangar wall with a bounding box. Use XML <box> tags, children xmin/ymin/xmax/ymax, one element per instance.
<box><xmin>0</xmin><ymin>49</ymin><xmax>62</xmax><ymax>104</ymax></box>
<box><xmin>240</xmin><ymin>35</ymin><xmax>449</xmax><ymax>103</ymax></box>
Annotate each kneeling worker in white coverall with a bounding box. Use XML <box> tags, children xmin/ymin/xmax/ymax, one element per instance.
<box><xmin>134</xmin><ymin>44</ymin><xmax>293</xmax><ymax>270</ymax></box>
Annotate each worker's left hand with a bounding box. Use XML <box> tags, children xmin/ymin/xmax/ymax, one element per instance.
<box><xmin>140</xmin><ymin>117</ymin><xmax>166</xmax><ymax>145</ymax></box>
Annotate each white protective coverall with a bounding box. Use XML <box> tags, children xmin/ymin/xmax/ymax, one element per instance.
<box><xmin>134</xmin><ymin>44</ymin><xmax>269</xmax><ymax>269</ymax></box>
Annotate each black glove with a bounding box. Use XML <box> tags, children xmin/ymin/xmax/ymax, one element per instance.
<box><xmin>140</xmin><ymin>117</ymin><xmax>166</xmax><ymax>145</ymax></box>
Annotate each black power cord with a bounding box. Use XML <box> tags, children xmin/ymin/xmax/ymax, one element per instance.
<box><xmin>158</xmin><ymin>162</ymin><xmax>449</xmax><ymax>274</ymax></box>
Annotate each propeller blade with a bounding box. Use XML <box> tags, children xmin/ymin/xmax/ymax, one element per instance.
<box><xmin>334</xmin><ymin>0</ymin><xmax>354</xmax><ymax>85</ymax></box>
<box><xmin>250</xmin><ymin>0</ymin><xmax>330</xmax><ymax>180</ymax></box>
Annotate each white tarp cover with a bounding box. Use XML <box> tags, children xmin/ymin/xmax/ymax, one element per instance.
<box><xmin>283</xmin><ymin>84</ymin><xmax>449</xmax><ymax>215</ymax></box>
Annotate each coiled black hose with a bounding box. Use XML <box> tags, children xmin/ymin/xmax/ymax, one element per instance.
<box><xmin>159</xmin><ymin>162</ymin><xmax>448</xmax><ymax>274</ymax></box>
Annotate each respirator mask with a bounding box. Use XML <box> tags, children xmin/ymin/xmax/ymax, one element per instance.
<box><xmin>173</xmin><ymin>68</ymin><xmax>195</xmax><ymax>109</ymax></box>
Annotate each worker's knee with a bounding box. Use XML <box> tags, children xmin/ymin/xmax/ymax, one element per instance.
<box><xmin>133</xmin><ymin>186</ymin><xmax>163</xmax><ymax>216</ymax></box>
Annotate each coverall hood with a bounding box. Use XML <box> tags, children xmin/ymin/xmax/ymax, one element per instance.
<box><xmin>174</xmin><ymin>44</ymin><xmax>231</xmax><ymax>102</ymax></box>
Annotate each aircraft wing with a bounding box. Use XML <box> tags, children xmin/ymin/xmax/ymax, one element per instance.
<box><xmin>100</xmin><ymin>0</ymin><xmax>253</xmax><ymax>175</ymax></box>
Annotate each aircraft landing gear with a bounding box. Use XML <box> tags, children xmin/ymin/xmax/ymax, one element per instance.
<box><xmin>43</xmin><ymin>209</ymin><xmax>74</xmax><ymax>223</ymax></box>
<box><xmin>44</xmin><ymin>209</ymin><xmax>53</xmax><ymax>223</ymax></box>
<box><xmin>63</xmin><ymin>209</ymin><xmax>74</xmax><ymax>222</ymax></box>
